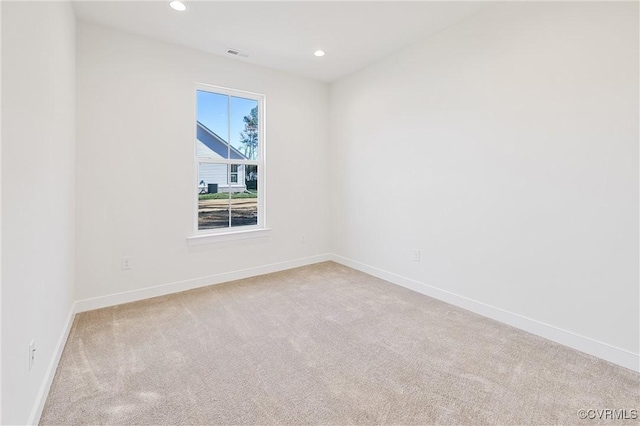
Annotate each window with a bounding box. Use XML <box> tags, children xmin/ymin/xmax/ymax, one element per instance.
<box><xmin>192</xmin><ymin>84</ymin><xmax>266</xmax><ymax>240</ymax></box>
<box><xmin>230</xmin><ymin>165</ymin><xmax>238</xmax><ymax>183</ymax></box>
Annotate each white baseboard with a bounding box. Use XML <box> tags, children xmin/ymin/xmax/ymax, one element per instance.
<box><xmin>75</xmin><ymin>254</ymin><xmax>332</xmax><ymax>313</ymax></box>
<box><xmin>330</xmin><ymin>254</ymin><xmax>640</xmax><ymax>373</ymax></box>
<box><xmin>27</xmin><ymin>301</ymin><xmax>77</xmax><ymax>426</ymax></box>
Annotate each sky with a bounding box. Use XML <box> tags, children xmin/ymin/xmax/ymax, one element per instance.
<box><xmin>197</xmin><ymin>90</ymin><xmax>258</xmax><ymax>159</ymax></box>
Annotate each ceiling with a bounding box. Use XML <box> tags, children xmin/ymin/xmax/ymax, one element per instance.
<box><xmin>73</xmin><ymin>1</ymin><xmax>495</xmax><ymax>82</ymax></box>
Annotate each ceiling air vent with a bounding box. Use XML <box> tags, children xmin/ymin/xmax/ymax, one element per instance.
<box><xmin>226</xmin><ymin>48</ymin><xmax>249</xmax><ymax>58</ymax></box>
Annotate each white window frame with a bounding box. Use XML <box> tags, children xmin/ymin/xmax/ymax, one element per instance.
<box><xmin>187</xmin><ymin>83</ymin><xmax>269</xmax><ymax>245</ymax></box>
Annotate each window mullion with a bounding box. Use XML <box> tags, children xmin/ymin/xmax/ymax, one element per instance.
<box><xmin>197</xmin><ymin>158</ymin><xmax>260</xmax><ymax>165</ymax></box>
<box><xmin>227</xmin><ymin>164</ymin><xmax>231</xmax><ymax>228</ymax></box>
<box><xmin>227</xmin><ymin>96</ymin><xmax>232</xmax><ymax>228</ymax></box>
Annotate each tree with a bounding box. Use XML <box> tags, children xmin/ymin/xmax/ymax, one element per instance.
<box><xmin>239</xmin><ymin>107</ymin><xmax>258</xmax><ymax>160</ymax></box>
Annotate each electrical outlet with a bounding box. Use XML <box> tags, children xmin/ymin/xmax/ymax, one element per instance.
<box><xmin>412</xmin><ymin>249</ymin><xmax>421</xmax><ymax>263</ymax></box>
<box><xmin>29</xmin><ymin>339</ymin><xmax>36</xmax><ymax>371</ymax></box>
<box><xmin>121</xmin><ymin>256</ymin><xmax>132</xmax><ymax>270</ymax></box>
<box><xmin>301</xmin><ymin>234</ymin><xmax>306</xmax><ymax>244</ymax></box>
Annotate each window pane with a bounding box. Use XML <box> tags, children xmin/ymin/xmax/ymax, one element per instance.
<box><xmin>198</xmin><ymin>163</ymin><xmax>230</xmax><ymax>229</ymax></box>
<box><xmin>231</xmin><ymin>164</ymin><xmax>258</xmax><ymax>227</ymax></box>
<box><xmin>196</xmin><ymin>90</ymin><xmax>230</xmax><ymax>159</ymax></box>
<box><xmin>230</xmin><ymin>96</ymin><xmax>259</xmax><ymax>161</ymax></box>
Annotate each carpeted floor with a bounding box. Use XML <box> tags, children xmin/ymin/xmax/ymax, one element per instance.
<box><xmin>41</xmin><ymin>262</ymin><xmax>639</xmax><ymax>425</ymax></box>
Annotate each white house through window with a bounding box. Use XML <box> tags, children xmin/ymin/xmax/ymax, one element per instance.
<box><xmin>195</xmin><ymin>84</ymin><xmax>265</xmax><ymax>233</ymax></box>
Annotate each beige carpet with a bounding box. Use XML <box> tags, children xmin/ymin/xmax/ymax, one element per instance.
<box><xmin>41</xmin><ymin>262</ymin><xmax>638</xmax><ymax>425</ymax></box>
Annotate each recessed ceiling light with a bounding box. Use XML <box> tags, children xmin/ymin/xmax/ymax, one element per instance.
<box><xmin>314</xmin><ymin>50</ymin><xmax>325</xmax><ymax>57</ymax></box>
<box><xmin>169</xmin><ymin>1</ymin><xmax>187</xmax><ymax>12</ymax></box>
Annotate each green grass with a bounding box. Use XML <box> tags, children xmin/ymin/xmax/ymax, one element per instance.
<box><xmin>199</xmin><ymin>191</ymin><xmax>257</xmax><ymax>200</ymax></box>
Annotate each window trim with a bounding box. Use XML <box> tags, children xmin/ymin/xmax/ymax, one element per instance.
<box><xmin>189</xmin><ymin>83</ymin><xmax>267</xmax><ymax>242</ymax></box>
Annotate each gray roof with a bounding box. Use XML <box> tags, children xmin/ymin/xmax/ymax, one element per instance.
<box><xmin>197</xmin><ymin>121</ymin><xmax>247</xmax><ymax>160</ymax></box>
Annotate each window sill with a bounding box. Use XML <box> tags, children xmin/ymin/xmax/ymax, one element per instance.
<box><xmin>187</xmin><ymin>228</ymin><xmax>271</xmax><ymax>246</ymax></box>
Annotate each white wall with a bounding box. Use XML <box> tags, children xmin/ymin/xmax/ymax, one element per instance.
<box><xmin>1</xmin><ymin>2</ymin><xmax>76</xmax><ymax>424</ymax></box>
<box><xmin>330</xmin><ymin>1</ymin><xmax>639</xmax><ymax>358</ymax></box>
<box><xmin>0</xmin><ymin>2</ymin><xmax>3</xmax><ymax>422</ymax></box>
<box><xmin>76</xmin><ymin>22</ymin><xmax>330</xmax><ymax>302</ymax></box>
